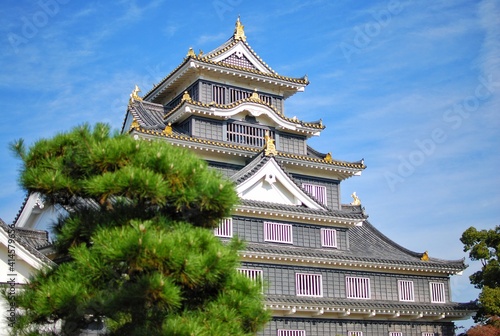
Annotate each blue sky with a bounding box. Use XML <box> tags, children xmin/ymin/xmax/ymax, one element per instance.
<box><xmin>1</xmin><ymin>0</ymin><xmax>499</xmax><ymax>329</ymax></box>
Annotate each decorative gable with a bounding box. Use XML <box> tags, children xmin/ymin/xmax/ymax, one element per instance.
<box><xmin>234</xmin><ymin>156</ymin><xmax>326</xmax><ymax>210</ymax></box>
<box><xmin>202</xmin><ymin>18</ymin><xmax>276</xmax><ymax>75</ymax></box>
<box><xmin>220</xmin><ymin>52</ymin><xmax>257</xmax><ymax>71</ymax></box>
<box><xmin>206</xmin><ymin>41</ymin><xmax>274</xmax><ymax>74</ymax></box>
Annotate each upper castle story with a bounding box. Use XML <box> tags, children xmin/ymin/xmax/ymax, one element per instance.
<box><xmin>122</xmin><ymin>18</ymin><xmax>365</xmax><ymax>185</ymax></box>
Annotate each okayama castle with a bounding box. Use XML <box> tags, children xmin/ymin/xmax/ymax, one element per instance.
<box><xmin>120</xmin><ymin>19</ymin><xmax>475</xmax><ymax>336</ymax></box>
<box><xmin>8</xmin><ymin>18</ymin><xmax>475</xmax><ymax>336</ymax></box>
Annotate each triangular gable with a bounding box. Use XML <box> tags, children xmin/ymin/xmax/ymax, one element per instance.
<box><xmin>219</xmin><ymin>51</ymin><xmax>257</xmax><ymax>71</ymax></box>
<box><xmin>15</xmin><ymin>193</ymin><xmax>65</xmax><ymax>239</ymax></box>
<box><xmin>203</xmin><ymin>18</ymin><xmax>276</xmax><ymax>75</ymax></box>
<box><xmin>234</xmin><ymin>156</ymin><xmax>325</xmax><ymax>209</ymax></box>
<box><xmin>206</xmin><ymin>42</ymin><xmax>273</xmax><ymax>74</ymax></box>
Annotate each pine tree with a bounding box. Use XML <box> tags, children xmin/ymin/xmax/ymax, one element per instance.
<box><xmin>461</xmin><ymin>225</ymin><xmax>500</xmax><ymax>323</ymax></box>
<box><xmin>6</xmin><ymin>123</ymin><xmax>270</xmax><ymax>335</ymax></box>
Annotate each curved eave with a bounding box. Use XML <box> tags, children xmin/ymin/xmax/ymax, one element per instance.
<box><xmin>128</xmin><ymin>127</ymin><xmax>365</xmax><ymax>178</ymax></box>
<box><xmin>164</xmin><ymin>100</ymin><xmax>324</xmax><ymax>136</ymax></box>
<box><xmin>234</xmin><ymin>204</ymin><xmax>364</xmax><ymax>227</ymax></box>
<box><xmin>266</xmin><ymin>298</ymin><xmax>475</xmax><ymax>322</ymax></box>
<box><xmin>239</xmin><ymin>250</ymin><xmax>465</xmax><ymax>276</ymax></box>
<box><xmin>193</xmin><ymin>57</ymin><xmax>308</xmax><ymax>92</ymax></box>
<box><xmin>144</xmin><ymin>58</ymin><xmax>193</xmax><ymax>102</ymax></box>
<box><xmin>354</xmin><ymin>220</ymin><xmax>467</xmax><ymax>271</ymax></box>
<box><xmin>144</xmin><ymin>57</ymin><xmax>307</xmax><ymax>103</ymax></box>
<box><xmin>276</xmin><ymin>154</ymin><xmax>365</xmax><ymax>181</ymax></box>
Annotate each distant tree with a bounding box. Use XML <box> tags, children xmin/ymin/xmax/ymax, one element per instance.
<box><xmin>465</xmin><ymin>316</ymin><xmax>500</xmax><ymax>336</ymax></box>
<box><xmin>4</xmin><ymin>123</ymin><xmax>269</xmax><ymax>335</ymax></box>
<box><xmin>460</xmin><ymin>225</ymin><xmax>500</xmax><ymax>322</ymax></box>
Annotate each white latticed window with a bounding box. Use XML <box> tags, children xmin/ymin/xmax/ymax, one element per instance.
<box><xmin>229</xmin><ymin>87</ymin><xmax>251</xmax><ymax>102</ymax></box>
<box><xmin>398</xmin><ymin>280</ymin><xmax>415</xmax><ymax>301</ymax></box>
<box><xmin>259</xmin><ymin>94</ymin><xmax>272</xmax><ymax>105</ymax></box>
<box><xmin>346</xmin><ymin>276</ymin><xmax>371</xmax><ymax>299</ymax></box>
<box><xmin>295</xmin><ymin>273</ymin><xmax>322</xmax><ymax>297</ymax></box>
<box><xmin>422</xmin><ymin>333</ymin><xmax>435</xmax><ymax>336</ymax></box>
<box><xmin>238</xmin><ymin>268</ymin><xmax>263</xmax><ymax>290</ymax></box>
<box><xmin>321</xmin><ymin>228</ymin><xmax>338</xmax><ymax>248</ymax></box>
<box><xmin>430</xmin><ymin>282</ymin><xmax>446</xmax><ymax>303</ymax></box>
<box><xmin>264</xmin><ymin>222</ymin><xmax>293</xmax><ymax>244</ymax></box>
<box><xmin>238</xmin><ymin>269</ymin><xmax>262</xmax><ymax>282</ymax></box>
<box><xmin>226</xmin><ymin>122</ymin><xmax>273</xmax><ymax>147</ymax></box>
<box><xmin>277</xmin><ymin>330</ymin><xmax>305</xmax><ymax>336</ymax></box>
<box><xmin>214</xmin><ymin>218</ymin><xmax>232</xmax><ymax>237</ymax></box>
<box><xmin>212</xmin><ymin>85</ymin><xmax>225</xmax><ymax>104</ymax></box>
<box><xmin>348</xmin><ymin>332</ymin><xmax>363</xmax><ymax>336</ymax></box>
<box><xmin>302</xmin><ymin>183</ymin><xmax>327</xmax><ymax>205</ymax></box>
<box><xmin>389</xmin><ymin>332</ymin><xmax>403</xmax><ymax>336</ymax></box>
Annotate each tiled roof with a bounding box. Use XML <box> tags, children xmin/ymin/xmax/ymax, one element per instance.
<box><xmin>242</xmin><ymin>225</ymin><xmax>465</xmax><ymax>272</ymax></box>
<box><xmin>349</xmin><ymin>220</ymin><xmax>465</xmax><ymax>267</ymax></box>
<box><xmin>237</xmin><ymin>199</ymin><xmax>365</xmax><ymax>220</ymax></box>
<box><xmin>128</xmin><ymin>100</ymin><xmax>165</xmax><ymax>129</ymax></box>
<box><xmin>143</xmin><ymin>51</ymin><xmax>307</xmax><ymax>102</ymax></box>
<box><xmin>163</xmin><ymin>96</ymin><xmax>324</xmax><ymax>131</ymax></box>
<box><xmin>194</xmin><ymin>53</ymin><xmax>307</xmax><ymax>85</ymax></box>
<box><xmin>14</xmin><ymin>227</ymin><xmax>51</xmax><ymax>249</ymax></box>
<box><xmin>231</xmin><ymin>154</ymin><xmax>330</xmax><ymax>211</ymax></box>
<box><xmin>129</xmin><ymin>124</ymin><xmax>364</xmax><ymax>171</ymax></box>
<box><xmin>266</xmin><ymin>295</ymin><xmax>476</xmax><ymax>313</ymax></box>
<box><xmin>0</xmin><ymin>219</ymin><xmax>55</xmax><ymax>267</ymax></box>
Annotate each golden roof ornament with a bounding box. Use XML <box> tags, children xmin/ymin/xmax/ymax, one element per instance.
<box><xmin>181</xmin><ymin>91</ymin><xmax>192</xmax><ymax>102</ymax></box>
<box><xmin>163</xmin><ymin>122</ymin><xmax>173</xmax><ymax>136</ymax></box>
<box><xmin>234</xmin><ymin>16</ymin><xmax>247</xmax><ymax>42</ymax></box>
<box><xmin>130</xmin><ymin>85</ymin><xmax>143</xmax><ymax>102</ymax></box>
<box><xmin>250</xmin><ymin>89</ymin><xmax>260</xmax><ymax>102</ymax></box>
<box><xmin>264</xmin><ymin>131</ymin><xmax>277</xmax><ymax>156</ymax></box>
<box><xmin>421</xmin><ymin>251</ymin><xmax>429</xmax><ymax>261</ymax></box>
<box><xmin>130</xmin><ymin>119</ymin><xmax>139</xmax><ymax>130</ymax></box>
<box><xmin>350</xmin><ymin>192</ymin><xmax>361</xmax><ymax>205</ymax></box>
<box><xmin>187</xmin><ymin>47</ymin><xmax>196</xmax><ymax>57</ymax></box>
<box><xmin>324</xmin><ymin>152</ymin><xmax>333</xmax><ymax>163</ymax></box>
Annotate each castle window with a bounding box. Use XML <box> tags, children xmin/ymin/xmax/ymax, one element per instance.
<box><xmin>348</xmin><ymin>332</ymin><xmax>363</xmax><ymax>336</ymax></box>
<box><xmin>214</xmin><ymin>218</ymin><xmax>232</xmax><ymax>238</ymax></box>
<box><xmin>212</xmin><ymin>85</ymin><xmax>226</xmax><ymax>104</ymax></box>
<box><xmin>422</xmin><ymin>333</ymin><xmax>435</xmax><ymax>336</ymax></box>
<box><xmin>277</xmin><ymin>330</ymin><xmax>306</xmax><ymax>336</ymax></box>
<box><xmin>398</xmin><ymin>280</ymin><xmax>415</xmax><ymax>301</ymax></box>
<box><xmin>264</xmin><ymin>222</ymin><xmax>293</xmax><ymax>244</ymax></box>
<box><xmin>238</xmin><ymin>268</ymin><xmax>263</xmax><ymax>291</ymax></box>
<box><xmin>321</xmin><ymin>228</ymin><xmax>337</xmax><ymax>248</ymax></box>
<box><xmin>295</xmin><ymin>273</ymin><xmax>322</xmax><ymax>297</ymax></box>
<box><xmin>302</xmin><ymin>183</ymin><xmax>327</xmax><ymax>206</ymax></box>
<box><xmin>229</xmin><ymin>87</ymin><xmax>251</xmax><ymax>102</ymax></box>
<box><xmin>226</xmin><ymin>122</ymin><xmax>273</xmax><ymax>147</ymax></box>
<box><xmin>346</xmin><ymin>276</ymin><xmax>371</xmax><ymax>299</ymax></box>
<box><xmin>430</xmin><ymin>282</ymin><xmax>446</xmax><ymax>303</ymax></box>
<box><xmin>389</xmin><ymin>332</ymin><xmax>403</xmax><ymax>336</ymax></box>
<box><xmin>259</xmin><ymin>94</ymin><xmax>272</xmax><ymax>105</ymax></box>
